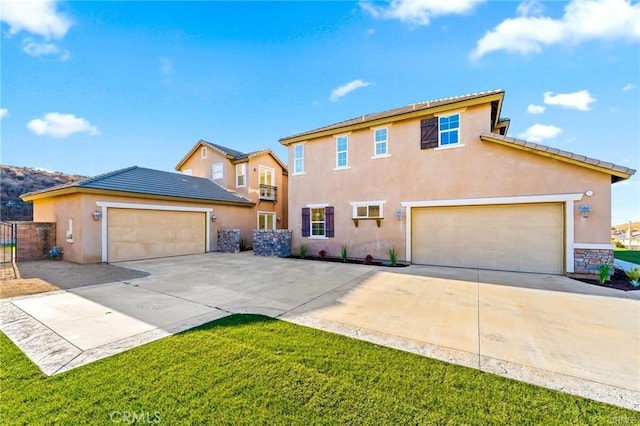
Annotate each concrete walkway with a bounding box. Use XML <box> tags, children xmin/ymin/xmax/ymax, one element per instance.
<box><xmin>614</xmin><ymin>258</ymin><xmax>639</xmax><ymax>273</ymax></box>
<box><xmin>1</xmin><ymin>252</ymin><xmax>638</xmax><ymax>410</ymax></box>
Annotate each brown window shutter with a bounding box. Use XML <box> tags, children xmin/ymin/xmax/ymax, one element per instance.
<box><xmin>302</xmin><ymin>208</ymin><xmax>310</xmax><ymax>237</ymax></box>
<box><xmin>420</xmin><ymin>117</ymin><xmax>438</xmax><ymax>149</ymax></box>
<box><xmin>325</xmin><ymin>206</ymin><xmax>334</xmax><ymax>238</ymax></box>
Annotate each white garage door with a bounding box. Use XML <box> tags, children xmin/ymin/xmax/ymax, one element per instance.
<box><xmin>411</xmin><ymin>203</ymin><xmax>564</xmax><ymax>274</ymax></box>
<box><xmin>107</xmin><ymin>208</ymin><xmax>206</xmax><ymax>262</ymax></box>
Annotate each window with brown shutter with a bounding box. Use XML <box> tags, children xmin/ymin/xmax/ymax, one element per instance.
<box><xmin>420</xmin><ymin>117</ymin><xmax>438</xmax><ymax>149</ymax></box>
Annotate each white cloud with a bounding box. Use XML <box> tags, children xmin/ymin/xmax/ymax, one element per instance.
<box><xmin>543</xmin><ymin>90</ymin><xmax>596</xmax><ymax>111</ymax></box>
<box><xmin>21</xmin><ymin>38</ymin><xmax>70</xmax><ymax>60</ymax></box>
<box><xmin>0</xmin><ymin>108</ymin><xmax>8</xmax><ymax>119</ymax></box>
<box><xmin>622</xmin><ymin>82</ymin><xmax>637</xmax><ymax>91</ymax></box>
<box><xmin>518</xmin><ymin>124</ymin><xmax>562</xmax><ymax>142</ymax></box>
<box><xmin>330</xmin><ymin>79</ymin><xmax>372</xmax><ymax>102</ymax></box>
<box><xmin>366</xmin><ymin>28</ymin><xmax>375</xmax><ymax>36</ymax></box>
<box><xmin>516</xmin><ymin>0</ymin><xmax>545</xmax><ymax>16</ymax></box>
<box><xmin>471</xmin><ymin>0</ymin><xmax>640</xmax><ymax>59</ymax></box>
<box><xmin>360</xmin><ymin>0</ymin><xmax>484</xmax><ymax>26</ymax></box>
<box><xmin>1</xmin><ymin>0</ymin><xmax>72</xmax><ymax>39</ymax></box>
<box><xmin>527</xmin><ymin>104</ymin><xmax>546</xmax><ymax>114</ymax></box>
<box><xmin>159</xmin><ymin>57</ymin><xmax>173</xmax><ymax>75</ymax></box>
<box><xmin>27</xmin><ymin>113</ymin><xmax>100</xmax><ymax>138</ymax></box>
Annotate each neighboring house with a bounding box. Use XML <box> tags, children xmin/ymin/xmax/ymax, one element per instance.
<box><xmin>279</xmin><ymin>89</ymin><xmax>636</xmax><ymax>275</ymax></box>
<box><xmin>611</xmin><ymin>223</ymin><xmax>640</xmax><ymax>249</ymax></box>
<box><xmin>21</xmin><ymin>166</ymin><xmax>255</xmax><ymax>263</ymax></box>
<box><xmin>175</xmin><ymin>140</ymin><xmax>288</xmax><ymax>233</ymax></box>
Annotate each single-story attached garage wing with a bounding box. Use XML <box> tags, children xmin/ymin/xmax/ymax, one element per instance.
<box><xmin>21</xmin><ymin>166</ymin><xmax>255</xmax><ymax>263</ymax></box>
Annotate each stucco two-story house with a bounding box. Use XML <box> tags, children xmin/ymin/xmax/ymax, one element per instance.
<box><xmin>175</xmin><ymin>140</ymin><xmax>288</xmax><ymax>237</ymax></box>
<box><xmin>280</xmin><ymin>89</ymin><xmax>635</xmax><ymax>275</ymax></box>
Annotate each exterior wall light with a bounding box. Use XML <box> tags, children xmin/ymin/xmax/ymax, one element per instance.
<box><xmin>92</xmin><ymin>210</ymin><xmax>102</xmax><ymax>220</ymax></box>
<box><xmin>578</xmin><ymin>204</ymin><xmax>591</xmax><ymax>218</ymax></box>
<box><xmin>211</xmin><ymin>214</ymin><xmax>217</xmax><ymax>223</ymax></box>
<box><xmin>396</xmin><ymin>209</ymin><xmax>404</xmax><ymax>221</ymax></box>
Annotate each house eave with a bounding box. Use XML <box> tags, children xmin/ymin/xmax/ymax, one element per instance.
<box><xmin>22</xmin><ymin>187</ymin><xmax>255</xmax><ymax>207</ymax></box>
<box><xmin>280</xmin><ymin>92</ymin><xmax>505</xmax><ymax>146</ymax></box>
<box><xmin>480</xmin><ymin>133</ymin><xmax>635</xmax><ymax>183</ymax></box>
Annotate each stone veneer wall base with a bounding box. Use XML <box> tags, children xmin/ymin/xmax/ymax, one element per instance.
<box><xmin>573</xmin><ymin>248</ymin><xmax>614</xmax><ymax>275</ymax></box>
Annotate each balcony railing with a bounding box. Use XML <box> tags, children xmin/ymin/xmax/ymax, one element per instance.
<box><xmin>259</xmin><ymin>184</ymin><xmax>277</xmax><ymax>202</ymax></box>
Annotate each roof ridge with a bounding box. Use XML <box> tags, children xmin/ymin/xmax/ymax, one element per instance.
<box><xmin>77</xmin><ymin>165</ymin><xmax>139</xmax><ymax>187</ymax></box>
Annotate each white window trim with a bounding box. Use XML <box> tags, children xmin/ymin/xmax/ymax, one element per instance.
<box><xmin>212</xmin><ymin>163</ymin><xmax>224</xmax><ymax>180</ymax></box>
<box><xmin>236</xmin><ymin>163</ymin><xmax>246</xmax><ymax>188</ymax></box>
<box><xmin>335</xmin><ymin>135</ymin><xmax>349</xmax><ymax>169</ymax></box>
<box><xmin>350</xmin><ymin>200</ymin><xmax>386</xmax><ymax>218</ymax></box>
<box><xmin>306</xmin><ymin>203</ymin><xmax>329</xmax><ymax>239</ymax></box>
<box><xmin>257</xmin><ymin>211</ymin><xmax>276</xmax><ymax>230</ymax></box>
<box><xmin>437</xmin><ymin>113</ymin><xmax>461</xmax><ymax>147</ymax></box>
<box><xmin>66</xmin><ymin>219</ymin><xmax>74</xmax><ymax>242</ymax></box>
<box><xmin>400</xmin><ymin>193</ymin><xmax>584</xmax><ymax>273</ymax></box>
<box><xmin>373</xmin><ymin>127</ymin><xmax>389</xmax><ymax>157</ymax></box>
<box><xmin>201</xmin><ymin>147</ymin><xmax>208</xmax><ymax>159</ymax></box>
<box><xmin>259</xmin><ymin>165</ymin><xmax>275</xmax><ymax>185</ymax></box>
<box><xmin>95</xmin><ymin>201</ymin><xmax>213</xmax><ymax>262</ymax></box>
<box><xmin>370</xmin><ymin>154</ymin><xmax>391</xmax><ymax>159</ymax></box>
<box><xmin>434</xmin><ymin>144</ymin><xmax>465</xmax><ymax>151</ymax></box>
<box><xmin>293</xmin><ymin>143</ymin><xmax>305</xmax><ymax>175</ymax></box>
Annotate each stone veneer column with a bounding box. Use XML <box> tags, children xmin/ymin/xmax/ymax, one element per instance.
<box><xmin>573</xmin><ymin>248</ymin><xmax>614</xmax><ymax>275</ymax></box>
<box><xmin>217</xmin><ymin>229</ymin><xmax>240</xmax><ymax>253</ymax></box>
<box><xmin>253</xmin><ymin>230</ymin><xmax>292</xmax><ymax>257</ymax></box>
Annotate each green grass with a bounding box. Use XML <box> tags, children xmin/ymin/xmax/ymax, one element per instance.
<box><xmin>2</xmin><ymin>315</ymin><xmax>638</xmax><ymax>425</ymax></box>
<box><xmin>614</xmin><ymin>249</ymin><xmax>640</xmax><ymax>265</ymax></box>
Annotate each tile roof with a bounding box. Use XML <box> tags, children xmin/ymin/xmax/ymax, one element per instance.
<box><xmin>201</xmin><ymin>141</ymin><xmax>246</xmax><ymax>159</ymax></box>
<box><xmin>280</xmin><ymin>89</ymin><xmax>505</xmax><ymax>142</ymax></box>
<box><xmin>480</xmin><ymin>133</ymin><xmax>636</xmax><ymax>182</ymax></box>
<box><xmin>22</xmin><ymin>166</ymin><xmax>254</xmax><ymax>205</ymax></box>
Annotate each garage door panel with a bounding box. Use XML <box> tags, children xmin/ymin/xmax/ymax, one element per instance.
<box><xmin>412</xmin><ymin>204</ymin><xmax>563</xmax><ymax>274</ymax></box>
<box><xmin>108</xmin><ymin>209</ymin><xmax>205</xmax><ymax>262</ymax></box>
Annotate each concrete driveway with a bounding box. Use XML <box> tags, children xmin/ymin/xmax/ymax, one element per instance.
<box><xmin>1</xmin><ymin>252</ymin><xmax>638</xmax><ymax>410</ymax></box>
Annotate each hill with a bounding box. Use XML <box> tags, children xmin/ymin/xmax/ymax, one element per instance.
<box><xmin>1</xmin><ymin>165</ymin><xmax>87</xmax><ymax>221</ymax></box>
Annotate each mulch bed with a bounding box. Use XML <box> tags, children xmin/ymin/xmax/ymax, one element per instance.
<box><xmin>572</xmin><ymin>268</ymin><xmax>639</xmax><ymax>292</ymax></box>
<box><xmin>287</xmin><ymin>255</ymin><xmax>409</xmax><ymax>267</ymax></box>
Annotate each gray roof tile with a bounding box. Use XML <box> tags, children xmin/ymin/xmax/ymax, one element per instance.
<box><xmin>24</xmin><ymin>166</ymin><xmax>254</xmax><ymax>205</ymax></box>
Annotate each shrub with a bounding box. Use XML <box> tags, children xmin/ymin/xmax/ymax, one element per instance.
<box><xmin>388</xmin><ymin>246</ymin><xmax>398</xmax><ymax>267</ymax></box>
<box><xmin>626</xmin><ymin>266</ymin><xmax>640</xmax><ymax>287</ymax></box>
<box><xmin>299</xmin><ymin>245</ymin><xmax>307</xmax><ymax>259</ymax></box>
<box><xmin>597</xmin><ymin>263</ymin><xmax>612</xmax><ymax>284</ymax></box>
<box><xmin>364</xmin><ymin>254</ymin><xmax>373</xmax><ymax>265</ymax></box>
<box><xmin>319</xmin><ymin>250</ymin><xmax>327</xmax><ymax>260</ymax></box>
<box><xmin>341</xmin><ymin>245</ymin><xmax>348</xmax><ymax>262</ymax></box>
<box><xmin>612</xmin><ymin>240</ymin><xmax>626</xmax><ymax>249</ymax></box>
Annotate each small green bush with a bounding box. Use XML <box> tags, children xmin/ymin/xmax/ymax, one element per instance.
<box><xmin>597</xmin><ymin>263</ymin><xmax>612</xmax><ymax>284</ymax></box>
<box><xmin>612</xmin><ymin>240</ymin><xmax>626</xmax><ymax>249</ymax></box>
<box><xmin>388</xmin><ymin>246</ymin><xmax>398</xmax><ymax>267</ymax></box>
<box><xmin>626</xmin><ymin>266</ymin><xmax>640</xmax><ymax>287</ymax></box>
<box><xmin>299</xmin><ymin>245</ymin><xmax>307</xmax><ymax>259</ymax></box>
<box><xmin>341</xmin><ymin>245</ymin><xmax>348</xmax><ymax>262</ymax></box>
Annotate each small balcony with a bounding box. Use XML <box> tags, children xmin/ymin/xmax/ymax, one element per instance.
<box><xmin>259</xmin><ymin>184</ymin><xmax>277</xmax><ymax>202</ymax></box>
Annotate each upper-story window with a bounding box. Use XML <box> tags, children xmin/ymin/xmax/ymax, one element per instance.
<box><xmin>236</xmin><ymin>163</ymin><xmax>246</xmax><ymax>187</ymax></box>
<box><xmin>201</xmin><ymin>147</ymin><xmax>208</xmax><ymax>159</ymax></box>
<box><xmin>293</xmin><ymin>144</ymin><xmax>304</xmax><ymax>174</ymax></box>
<box><xmin>212</xmin><ymin>163</ymin><xmax>223</xmax><ymax>180</ymax></box>
<box><xmin>374</xmin><ymin>128</ymin><xmax>388</xmax><ymax>156</ymax></box>
<box><xmin>336</xmin><ymin>136</ymin><xmax>348</xmax><ymax>168</ymax></box>
<box><xmin>439</xmin><ymin>113</ymin><xmax>460</xmax><ymax>146</ymax></box>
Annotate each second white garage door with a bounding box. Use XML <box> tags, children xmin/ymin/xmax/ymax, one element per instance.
<box><xmin>107</xmin><ymin>208</ymin><xmax>206</xmax><ymax>262</ymax></box>
<box><xmin>411</xmin><ymin>203</ymin><xmax>564</xmax><ymax>274</ymax></box>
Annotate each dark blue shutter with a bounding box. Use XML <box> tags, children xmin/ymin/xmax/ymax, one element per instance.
<box><xmin>302</xmin><ymin>208</ymin><xmax>310</xmax><ymax>237</ymax></box>
<box><xmin>421</xmin><ymin>117</ymin><xmax>438</xmax><ymax>149</ymax></box>
<box><xmin>325</xmin><ymin>206</ymin><xmax>334</xmax><ymax>238</ymax></box>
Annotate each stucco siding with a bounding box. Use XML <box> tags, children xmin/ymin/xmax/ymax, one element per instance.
<box><xmin>288</xmin><ymin>103</ymin><xmax>612</xmax><ymax>263</ymax></box>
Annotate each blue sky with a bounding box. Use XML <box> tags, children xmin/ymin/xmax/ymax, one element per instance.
<box><xmin>1</xmin><ymin>0</ymin><xmax>638</xmax><ymax>224</ymax></box>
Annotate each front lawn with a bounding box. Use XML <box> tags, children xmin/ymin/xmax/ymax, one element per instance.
<box><xmin>2</xmin><ymin>315</ymin><xmax>638</xmax><ymax>424</ymax></box>
<box><xmin>614</xmin><ymin>249</ymin><xmax>640</xmax><ymax>265</ymax></box>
